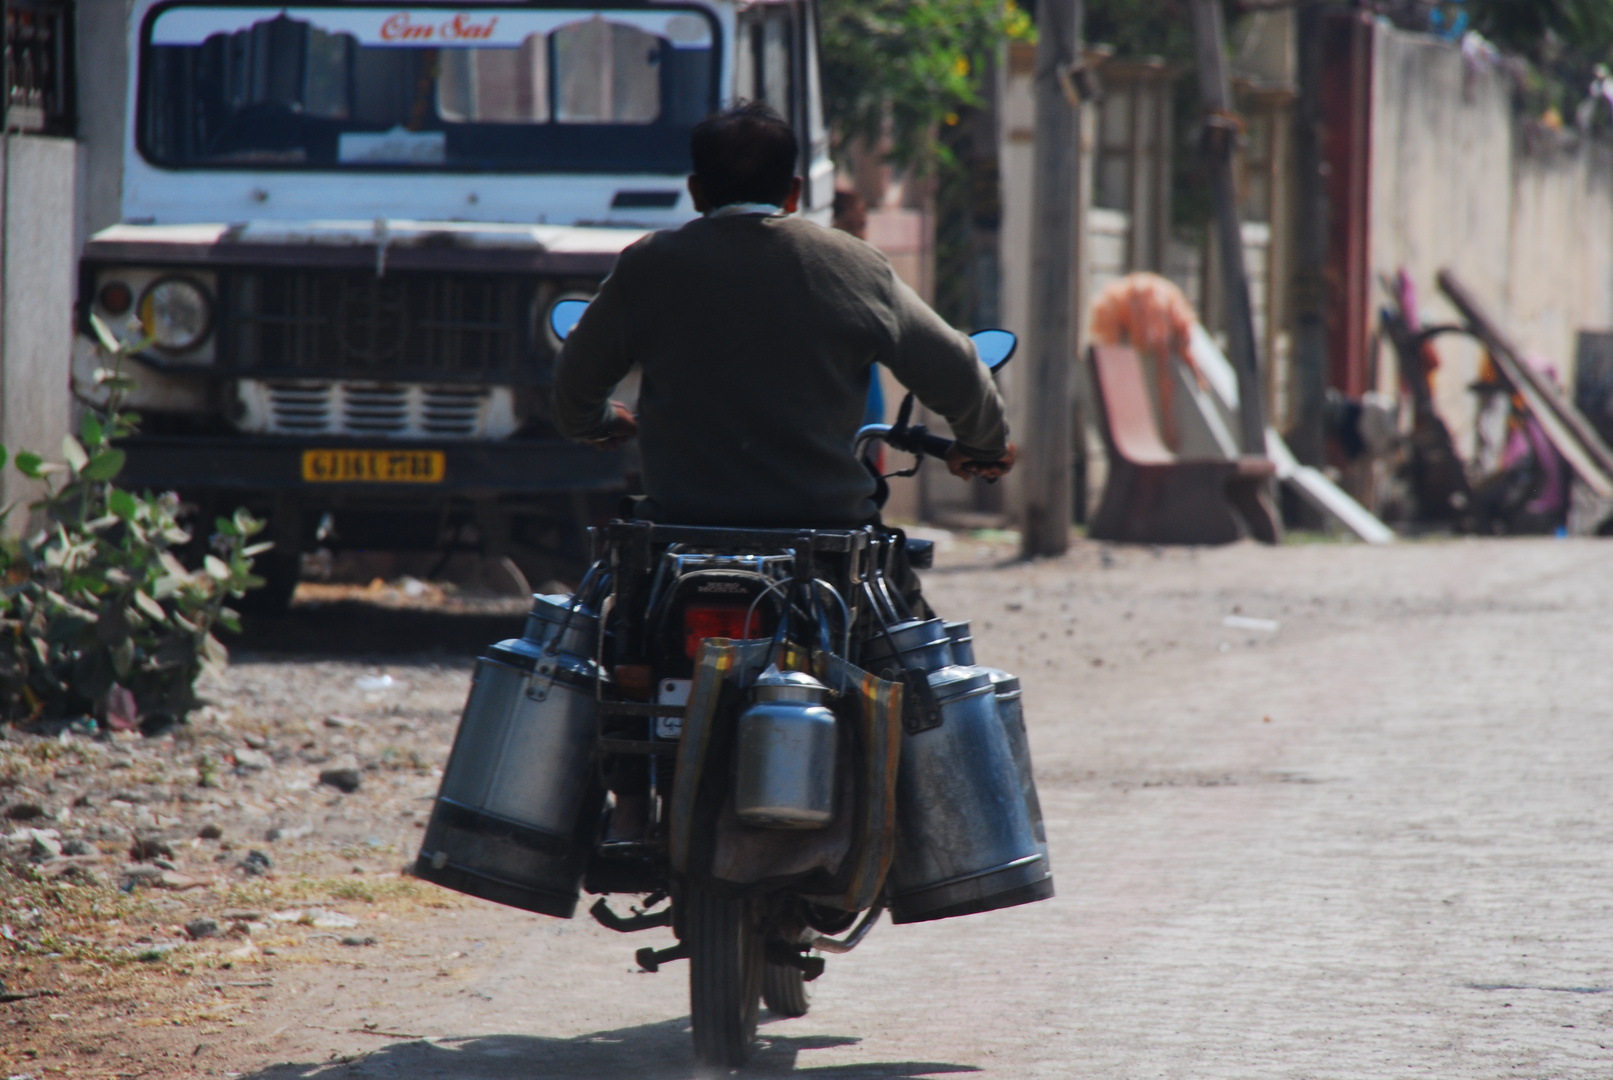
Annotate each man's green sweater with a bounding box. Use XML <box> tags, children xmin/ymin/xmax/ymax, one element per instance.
<box><xmin>553</xmin><ymin>212</ymin><xmax>1009</xmax><ymax>527</ymax></box>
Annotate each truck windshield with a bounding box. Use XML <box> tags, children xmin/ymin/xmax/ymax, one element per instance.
<box><xmin>139</xmin><ymin>4</ymin><xmax>718</xmax><ymax>173</ymax></box>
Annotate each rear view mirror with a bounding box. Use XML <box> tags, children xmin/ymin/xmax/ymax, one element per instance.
<box><xmin>970</xmin><ymin>328</ymin><xmax>1017</xmax><ymax>372</ymax></box>
<box><xmin>549</xmin><ymin>298</ymin><xmax>590</xmax><ymax>342</ymax></box>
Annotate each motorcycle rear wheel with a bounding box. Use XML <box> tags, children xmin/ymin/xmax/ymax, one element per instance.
<box><xmin>762</xmin><ymin>961</ymin><xmax>811</xmax><ymax>1017</ymax></box>
<box><xmin>685</xmin><ymin>883</ymin><xmax>763</xmax><ymax>1066</ymax></box>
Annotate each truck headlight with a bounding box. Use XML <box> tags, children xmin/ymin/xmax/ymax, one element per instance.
<box><xmin>139</xmin><ymin>276</ymin><xmax>213</xmax><ymax>353</ymax></box>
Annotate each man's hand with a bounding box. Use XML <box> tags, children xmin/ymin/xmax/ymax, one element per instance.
<box><xmin>946</xmin><ymin>441</ymin><xmax>1018</xmax><ymax>481</ymax></box>
<box><xmin>585</xmin><ymin>401</ymin><xmax>639</xmax><ymax>450</ymax></box>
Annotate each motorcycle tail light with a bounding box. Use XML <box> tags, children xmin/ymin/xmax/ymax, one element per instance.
<box><xmin>683</xmin><ymin>605</ymin><xmax>759</xmax><ymax>658</ymax></box>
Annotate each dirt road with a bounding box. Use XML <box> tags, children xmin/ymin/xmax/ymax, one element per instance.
<box><xmin>4</xmin><ymin>537</ymin><xmax>1612</xmax><ymax>1077</ymax></box>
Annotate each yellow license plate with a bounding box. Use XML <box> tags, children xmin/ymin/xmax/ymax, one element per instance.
<box><xmin>301</xmin><ymin>449</ymin><xmax>445</xmax><ymax>484</ymax></box>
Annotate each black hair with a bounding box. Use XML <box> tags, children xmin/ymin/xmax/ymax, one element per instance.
<box><xmin>690</xmin><ymin>102</ymin><xmax>799</xmax><ymax>208</ymax></box>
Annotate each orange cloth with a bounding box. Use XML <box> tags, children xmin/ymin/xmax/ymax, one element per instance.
<box><xmin>1088</xmin><ymin>273</ymin><xmax>1203</xmax><ymax>448</ymax></box>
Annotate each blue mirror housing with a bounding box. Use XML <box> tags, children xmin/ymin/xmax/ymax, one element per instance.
<box><xmin>970</xmin><ymin>328</ymin><xmax>1017</xmax><ymax>372</ymax></box>
<box><xmin>549</xmin><ymin>298</ymin><xmax>590</xmax><ymax>342</ymax></box>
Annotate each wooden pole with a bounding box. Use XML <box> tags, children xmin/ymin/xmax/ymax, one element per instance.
<box><xmin>1019</xmin><ymin>0</ymin><xmax>1083</xmax><ymax>558</ymax></box>
<box><xmin>1190</xmin><ymin>0</ymin><xmax>1267</xmax><ymax>455</ymax></box>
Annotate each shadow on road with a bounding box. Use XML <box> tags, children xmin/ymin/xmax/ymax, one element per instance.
<box><xmin>236</xmin><ymin>1017</ymin><xmax>980</xmax><ymax>1078</ymax></box>
<box><xmin>227</xmin><ymin>601</ymin><xmax>524</xmax><ymax>663</ymax></box>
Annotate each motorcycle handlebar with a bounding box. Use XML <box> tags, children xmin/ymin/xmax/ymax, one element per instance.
<box><xmin>854</xmin><ymin>422</ymin><xmax>956</xmax><ymax>463</ymax></box>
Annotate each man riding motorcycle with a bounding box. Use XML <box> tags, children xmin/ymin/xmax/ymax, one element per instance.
<box><xmin>552</xmin><ymin>102</ymin><xmax>1017</xmax><ymax>529</ymax></box>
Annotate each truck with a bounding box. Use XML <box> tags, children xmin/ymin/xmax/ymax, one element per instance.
<box><xmin>77</xmin><ymin>0</ymin><xmax>835</xmax><ymax>608</ymax></box>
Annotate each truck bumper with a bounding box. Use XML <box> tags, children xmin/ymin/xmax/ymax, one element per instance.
<box><xmin>118</xmin><ymin>435</ymin><xmax>626</xmax><ymax>495</ymax></box>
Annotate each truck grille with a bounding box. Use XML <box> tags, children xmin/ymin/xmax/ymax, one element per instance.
<box><xmin>237</xmin><ymin>380</ymin><xmax>517</xmax><ymax>440</ymax></box>
<box><xmin>222</xmin><ymin>271</ymin><xmax>526</xmax><ymax>379</ymax></box>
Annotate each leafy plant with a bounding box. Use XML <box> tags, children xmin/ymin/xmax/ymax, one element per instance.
<box><xmin>0</xmin><ymin>315</ymin><xmax>267</xmax><ymax>728</ymax></box>
<box><xmin>820</xmin><ymin>0</ymin><xmax>1030</xmax><ymax>170</ymax></box>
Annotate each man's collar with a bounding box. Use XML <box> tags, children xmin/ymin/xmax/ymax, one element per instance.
<box><xmin>706</xmin><ymin>202</ymin><xmax>785</xmax><ymax>219</ymax></box>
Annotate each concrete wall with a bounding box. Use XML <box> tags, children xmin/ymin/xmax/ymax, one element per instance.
<box><xmin>1</xmin><ymin>136</ymin><xmax>78</xmax><ymax>518</ymax></box>
<box><xmin>1369</xmin><ymin>26</ymin><xmax>1613</xmax><ymax>456</ymax></box>
<box><xmin>76</xmin><ymin>0</ymin><xmax>133</xmax><ymax>246</ymax></box>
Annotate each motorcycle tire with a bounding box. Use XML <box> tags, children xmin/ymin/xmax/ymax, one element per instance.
<box><xmin>685</xmin><ymin>883</ymin><xmax>763</xmax><ymax>1066</ymax></box>
<box><xmin>762</xmin><ymin>961</ymin><xmax>811</xmax><ymax>1018</ymax></box>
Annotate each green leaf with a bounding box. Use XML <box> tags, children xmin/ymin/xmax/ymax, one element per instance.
<box><xmin>242</xmin><ymin>541</ymin><xmax>275</xmax><ymax>557</ymax></box>
<box><xmin>133</xmin><ymin>589</ymin><xmax>167</xmax><ymax>624</ymax></box>
<box><xmin>80</xmin><ymin>413</ymin><xmax>104</xmax><ymax>448</ymax></box>
<box><xmin>80</xmin><ymin>449</ymin><xmax>126</xmax><ymax>482</ymax></box>
<box><xmin>109</xmin><ymin>488</ymin><xmax>137</xmax><ymax>520</ymax></box>
<box><xmin>61</xmin><ymin>435</ymin><xmax>88</xmax><ymax>474</ymax></box>
<box><xmin>203</xmin><ymin>555</ymin><xmax>230</xmax><ymax>581</ymax></box>
<box><xmin>214</xmin><ymin>514</ymin><xmax>240</xmax><ymax>538</ymax></box>
<box><xmin>15</xmin><ymin>451</ymin><xmax>42</xmax><ymax>479</ymax></box>
<box><xmin>89</xmin><ymin>312</ymin><xmax>122</xmax><ymax>354</ymax></box>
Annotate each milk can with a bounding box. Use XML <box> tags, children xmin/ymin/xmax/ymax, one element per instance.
<box><xmin>981</xmin><ymin>668</ymin><xmax>1050</xmax><ymax>871</ymax></box>
<box><xmin>943</xmin><ymin>620</ymin><xmax>976</xmax><ymax>666</ymax></box>
<box><xmin>415</xmin><ymin>594</ymin><xmax>604</xmax><ymax>918</ymax></box>
<box><xmin>733</xmin><ymin>666</ymin><xmax>837</xmax><ymax>829</ymax></box>
<box><xmin>887</xmin><ymin>665</ymin><xmax>1053</xmax><ymax>923</ymax></box>
<box><xmin>860</xmin><ymin>618</ymin><xmax>954</xmax><ymax>681</ymax></box>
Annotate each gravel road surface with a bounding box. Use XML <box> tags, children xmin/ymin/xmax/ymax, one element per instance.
<box><xmin>3</xmin><ymin>537</ymin><xmax>1610</xmax><ymax>1078</ymax></box>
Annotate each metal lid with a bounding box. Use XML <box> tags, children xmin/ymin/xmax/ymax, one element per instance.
<box><xmin>524</xmin><ymin>593</ymin><xmax>599</xmax><ymax>649</ymax></box>
<box><xmin>749</xmin><ymin>664</ymin><xmax>830</xmax><ymax>704</ymax></box>
<box><xmin>943</xmin><ymin>620</ymin><xmax>973</xmax><ymax>641</ymax></box>
<box><xmin>863</xmin><ymin>618</ymin><xmax>951</xmax><ymax>661</ymax></box>
<box><xmin>978</xmin><ymin>666</ymin><xmax>1020</xmax><ymax>694</ymax></box>
<box><xmin>485</xmin><ymin>637</ymin><xmax>600</xmax><ymax>686</ymax></box>
<box><xmin>926</xmin><ymin>664</ymin><xmax>993</xmax><ymax>703</ymax></box>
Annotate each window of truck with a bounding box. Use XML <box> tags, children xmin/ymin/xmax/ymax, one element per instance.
<box><xmin>138</xmin><ymin>4</ymin><xmax>719</xmax><ymax>173</ymax></box>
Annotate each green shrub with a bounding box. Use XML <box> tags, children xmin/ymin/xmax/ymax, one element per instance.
<box><xmin>0</xmin><ymin>315</ymin><xmax>265</xmax><ymax>726</ymax></box>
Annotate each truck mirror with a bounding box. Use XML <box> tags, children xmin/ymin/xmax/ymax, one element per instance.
<box><xmin>550</xmin><ymin>298</ymin><xmax>590</xmax><ymax>342</ymax></box>
<box><xmin>970</xmin><ymin>329</ymin><xmax>1017</xmax><ymax>372</ymax></box>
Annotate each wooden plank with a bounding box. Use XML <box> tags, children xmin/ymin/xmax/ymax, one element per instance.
<box><xmin>1266</xmin><ymin>429</ymin><xmax>1395</xmax><ymax>544</ymax></box>
<box><xmin>1437</xmin><ymin>270</ymin><xmax>1613</xmax><ymax>498</ymax></box>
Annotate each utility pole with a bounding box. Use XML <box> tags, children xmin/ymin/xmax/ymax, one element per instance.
<box><xmin>1019</xmin><ymin>0</ymin><xmax>1083</xmax><ymax>558</ymax></box>
<box><xmin>1289</xmin><ymin>0</ymin><xmax>1328</xmax><ymax>474</ymax></box>
<box><xmin>1190</xmin><ymin>0</ymin><xmax>1267</xmax><ymax>455</ymax></box>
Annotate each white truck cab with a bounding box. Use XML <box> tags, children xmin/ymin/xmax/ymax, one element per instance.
<box><xmin>79</xmin><ymin>0</ymin><xmax>833</xmax><ymax>604</ymax></box>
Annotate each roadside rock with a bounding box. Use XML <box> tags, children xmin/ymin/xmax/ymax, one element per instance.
<box><xmin>302</xmin><ymin>908</ymin><xmax>357</xmax><ymax>929</ymax></box>
<box><xmin>266</xmin><ymin>824</ymin><xmax>312</xmax><ymax>842</ymax></box>
<box><xmin>319</xmin><ymin>766</ymin><xmax>362</xmax><ymax>794</ymax></box>
<box><xmin>29</xmin><ymin>833</ymin><xmax>62</xmax><ymax>861</ymax></box>
<box><xmin>233</xmin><ymin>748</ymin><xmax>272</xmax><ymax>773</ymax></box>
<box><xmin>5</xmin><ymin>802</ymin><xmax>45</xmax><ymax>821</ymax></box>
<box><xmin>122</xmin><ymin>864</ymin><xmax>164</xmax><ymax>886</ymax></box>
<box><xmin>51</xmin><ymin>863</ymin><xmax>106</xmax><ymax>886</ymax></box>
<box><xmin>185</xmin><ymin>918</ymin><xmax>220</xmax><ymax>940</ymax></box>
<box><xmin>130</xmin><ymin>836</ymin><xmax>174</xmax><ymax>862</ymax></box>
<box><xmin>239</xmin><ymin>849</ymin><xmax>272</xmax><ymax>876</ymax></box>
<box><xmin>61</xmin><ymin>839</ymin><xmax>94</xmax><ymax>856</ymax></box>
<box><xmin>198</xmin><ymin>823</ymin><xmax>223</xmax><ymax>840</ymax></box>
<box><xmin>242</xmin><ymin>733</ymin><xmax>269</xmax><ymax>750</ymax></box>
<box><xmin>340</xmin><ymin>935</ymin><xmax>378</xmax><ymax>947</ymax></box>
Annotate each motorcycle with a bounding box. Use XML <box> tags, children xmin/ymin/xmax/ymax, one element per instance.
<box><xmin>414</xmin><ymin>308</ymin><xmax>1050</xmax><ymax>1066</ymax></box>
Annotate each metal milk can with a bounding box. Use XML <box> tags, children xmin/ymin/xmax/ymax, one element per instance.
<box><xmin>416</xmin><ymin>594</ymin><xmax>604</xmax><ymax>917</ymax></box>
<box><xmin>860</xmin><ymin>617</ymin><xmax>955</xmax><ymax>680</ymax></box>
<box><xmin>943</xmin><ymin>620</ymin><xmax>976</xmax><ymax>665</ymax></box>
<box><xmin>981</xmin><ymin>668</ymin><xmax>1050</xmax><ymax>872</ymax></box>
<box><xmin>887</xmin><ymin>665</ymin><xmax>1053</xmax><ymax>923</ymax></box>
<box><xmin>733</xmin><ymin>665</ymin><xmax>837</xmax><ymax>829</ymax></box>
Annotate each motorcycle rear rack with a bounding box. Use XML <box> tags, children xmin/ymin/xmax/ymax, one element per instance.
<box><xmin>595</xmin><ymin>699</ymin><xmax>684</xmax><ymax>756</ymax></box>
